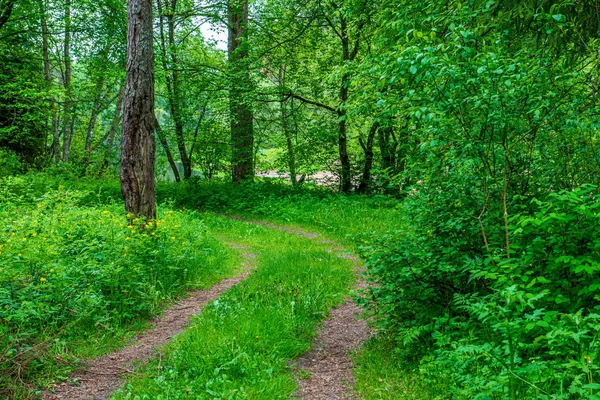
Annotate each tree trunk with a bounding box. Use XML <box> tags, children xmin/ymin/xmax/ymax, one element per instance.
<box><xmin>82</xmin><ymin>75</ymin><xmax>105</xmax><ymax>175</ymax></box>
<box><xmin>337</xmin><ymin>14</ymin><xmax>353</xmax><ymax>193</ymax></box>
<box><xmin>157</xmin><ymin>0</ymin><xmax>192</xmax><ymax>179</ymax></box>
<box><xmin>61</xmin><ymin>0</ymin><xmax>73</xmax><ymax>163</ymax></box>
<box><xmin>99</xmin><ymin>85</ymin><xmax>125</xmax><ymax>177</ymax></box>
<box><xmin>338</xmin><ymin>72</ymin><xmax>351</xmax><ymax>193</ymax></box>
<box><xmin>41</xmin><ymin>0</ymin><xmax>59</xmax><ymax>163</ymax></box>
<box><xmin>120</xmin><ymin>0</ymin><xmax>156</xmax><ymax>222</ymax></box>
<box><xmin>357</xmin><ymin>121</ymin><xmax>379</xmax><ymax>194</ymax></box>
<box><xmin>278</xmin><ymin>65</ymin><xmax>297</xmax><ymax>185</ymax></box>
<box><xmin>228</xmin><ymin>0</ymin><xmax>254</xmax><ymax>183</ymax></box>
<box><xmin>155</xmin><ymin>115</ymin><xmax>181</xmax><ymax>182</ymax></box>
<box><xmin>0</xmin><ymin>0</ymin><xmax>15</xmax><ymax>31</ymax></box>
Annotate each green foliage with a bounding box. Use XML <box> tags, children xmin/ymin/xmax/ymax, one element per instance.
<box><xmin>0</xmin><ymin>149</ymin><xmax>22</xmax><ymax>177</ymax></box>
<box><xmin>156</xmin><ymin>180</ymin><xmax>404</xmax><ymax>240</ymax></box>
<box><xmin>0</xmin><ymin>176</ymin><xmax>237</xmax><ymax>397</ymax></box>
<box><xmin>111</xmin><ymin>216</ymin><xmax>355</xmax><ymax>399</ymax></box>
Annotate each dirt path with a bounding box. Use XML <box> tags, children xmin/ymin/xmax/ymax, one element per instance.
<box><xmin>292</xmin><ymin>258</ymin><xmax>369</xmax><ymax>400</ymax></box>
<box><xmin>43</xmin><ymin>243</ymin><xmax>256</xmax><ymax>400</ymax></box>
<box><xmin>226</xmin><ymin>216</ymin><xmax>370</xmax><ymax>399</ymax></box>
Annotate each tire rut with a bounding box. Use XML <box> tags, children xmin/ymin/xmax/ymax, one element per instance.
<box><xmin>43</xmin><ymin>242</ymin><xmax>256</xmax><ymax>400</ymax></box>
<box><xmin>225</xmin><ymin>215</ymin><xmax>370</xmax><ymax>399</ymax></box>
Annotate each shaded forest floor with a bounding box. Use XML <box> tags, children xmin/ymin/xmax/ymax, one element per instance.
<box><xmin>1</xmin><ymin>174</ymin><xmax>435</xmax><ymax>399</ymax></box>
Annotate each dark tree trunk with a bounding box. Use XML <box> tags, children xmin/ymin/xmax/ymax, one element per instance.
<box><xmin>41</xmin><ymin>0</ymin><xmax>59</xmax><ymax>161</ymax></box>
<box><xmin>120</xmin><ymin>0</ymin><xmax>156</xmax><ymax>221</ymax></box>
<box><xmin>338</xmin><ymin>72</ymin><xmax>351</xmax><ymax>193</ymax></box>
<box><xmin>0</xmin><ymin>0</ymin><xmax>15</xmax><ymax>31</ymax></box>
<box><xmin>228</xmin><ymin>0</ymin><xmax>254</xmax><ymax>183</ymax></box>
<box><xmin>82</xmin><ymin>75</ymin><xmax>105</xmax><ymax>175</ymax></box>
<box><xmin>378</xmin><ymin>124</ymin><xmax>397</xmax><ymax>173</ymax></box>
<box><xmin>155</xmin><ymin>115</ymin><xmax>181</xmax><ymax>183</ymax></box>
<box><xmin>278</xmin><ymin>65</ymin><xmax>297</xmax><ymax>185</ymax></box>
<box><xmin>357</xmin><ymin>121</ymin><xmax>380</xmax><ymax>194</ymax></box>
<box><xmin>157</xmin><ymin>0</ymin><xmax>192</xmax><ymax>179</ymax></box>
<box><xmin>61</xmin><ymin>0</ymin><xmax>73</xmax><ymax>163</ymax></box>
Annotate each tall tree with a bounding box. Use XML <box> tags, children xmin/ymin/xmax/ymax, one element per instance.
<box><xmin>120</xmin><ymin>0</ymin><xmax>156</xmax><ymax>221</ymax></box>
<box><xmin>228</xmin><ymin>0</ymin><xmax>254</xmax><ymax>183</ymax></box>
<box><xmin>60</xmin><ymin>0</ymin><xmax>74</xmax><ymax>162</ymax></box>
<box><xmin>157</xmin><ymin>0</ymin><xmax>192</xmax><ymax>179</ymax></box>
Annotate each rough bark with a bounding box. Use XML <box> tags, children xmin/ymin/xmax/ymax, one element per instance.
<box><xmin>356</xmin><ymin>121</ymin><xmax>379</xmax><ymax>194</ymax></box>
<box><xmin>228</xmin><ymin>0</ymin><xmax>254</xmax><ymax>183</ymax></box>
<box><xmin>279</xmin><ymin>65</ymin><xmax>297</xmax><ymax>185</ymax></box>
<box><xmin>120</xmin><ymin>0</ymin><xmax>156</xmax><ymax>221</ymax></box>
<box><xmin>61</xmin><ymin>0</ymin><xmax>74</xmax><ymax>163</ymax></box>
<box><xmin>155</xmin><ymin>115</ymin><xmax>181</xmax><ymax>182</ymax></box>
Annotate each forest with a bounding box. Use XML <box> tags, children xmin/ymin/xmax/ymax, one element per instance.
<box><xmin>2</xmin><ymin>0</ymin><xmax>600</xmax><ymax>399</ymax></box>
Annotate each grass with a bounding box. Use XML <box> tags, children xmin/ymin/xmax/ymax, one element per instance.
<box><xmin>110</xmin><ymin>214</ymin><xmax>356</xmax><ymax>399</ymax></box>
<box><xmin>352</xmin><ymin>338</ymin><xmax>448</xmax><ymax>400</ymax></box>
<box><xmin>0</xmin><ymin>177</ymin><xmax>240</xmax><ymax>398</ymax></box>
<box><xmin>3</xmin><ymin>173</ymin><xmax>434</xmax><ymax>399</ymax></box>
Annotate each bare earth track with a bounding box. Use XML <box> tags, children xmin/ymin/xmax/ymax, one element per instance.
<box><xmin>44</xmin><ymin>218</ymin><xmax>369</xmax><ymax>400</ymax></box>
<box><xmin>226</xmin><ymin>216</ymin><xmax>371</xmax><ymax>399</ymax></box>
<box><xmin>44</xmin><ymin>243</ymin><xmax>256</xmax><ymax>400</ymax></box>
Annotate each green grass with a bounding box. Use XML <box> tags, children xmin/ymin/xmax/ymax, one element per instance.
<box><xmin>4</xmin><ymin>173</ymin><xmax>431</xmax><ymax>399</ymax></box>
<box><xmin>0</xmin><ymin>177</ymin><xmax>240</xmax><ymax>398</ymax></box>
<box><xmin>111</xmin><ymin>214</ymin><xmax>356</xmax><ymax>399</ymax></box>
<box><xmin>352</xmin><ymin>338</ymin><xmax>448</xmax><ymax>400</ymax></box>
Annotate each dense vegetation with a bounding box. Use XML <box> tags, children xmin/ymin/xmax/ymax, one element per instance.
<box><xmin>3</xmin><ymin>0</ymin><xmax>600</xmax><ymax>398</ymax></box>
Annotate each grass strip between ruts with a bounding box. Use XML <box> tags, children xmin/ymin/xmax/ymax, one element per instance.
<box><xmin>111</xmin><ymin>214</ymin><xmax>355</xmax><ymax>400</ymax></box>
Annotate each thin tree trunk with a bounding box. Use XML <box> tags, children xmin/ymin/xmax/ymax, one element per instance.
<box><xmin>61</xmin><ymin>0</ymin><xmax>73</xmax><ymax>163</ymax></box>
<box><xmin>156</xmin><ymin>0</ymin><xmax>191</xmax><ymax>179</ymax></box>
<box><xmin>99</xmin><ymin>84</ymin><xmax>125</xmax><ymax>177</ymax></box>
<box><xmin>337</xmin><ymin>14</ymin><xmax>353</xmax><ymax>193</ymax></box>
<box><xmin>338</xmin><ymin>72</ymin><xmax>351</xmax><ymax>193</ymax></box>
<box><xmin>357</xmin><ymin>121</ymin><xmax>379</xmax><ymax>194</ymax></box>
<box><xmin>41</xmin><ymin>0</ymin><xmax>59</xmax><ymax>162</ymax></box>
<box><xmin>82</xmin><ymin>75</ymin><xmax>105</xmax><ymax>175</ymax></box>
<box><xmin>120</xmin><ymin>0</ymin><xmax>156</xmax><ymax>221</ymax></box>
<box><xmin>0</xmin><ymin>0</ymin><xmax>15</xmax><ymax>31</ymax></box>
<box><xmin>278</xmin><ymin>65</ymin><xmax>297</xmax><ymax>185</ymax></box>
<box><xmin>228</xmin><ymin>0</ymin><xmax>254</xmax><ymax>183</ymax></box>
<box><xmin>155</xmin><ymin>115</ymin><xmax>181</xmax><ymax>182</ymax></box>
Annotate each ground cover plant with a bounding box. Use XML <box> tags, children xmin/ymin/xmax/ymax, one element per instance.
<box><xmin>110</xmin><ymin>215</ymin><xmax>355</xmax><ymax>399</ymax></box>
<box><xmin>0</xmin><ymin>176</ymin><xmax>238</xmax><ymax>398</ymax></box>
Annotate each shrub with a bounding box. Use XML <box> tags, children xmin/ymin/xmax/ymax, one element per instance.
<box><xmin>0</xmin><ymin>177</ymin><xmax>233</xmax><ymax>397</ymax></box>
<box><xmin>360</xmin><ymin>185</ymin><xmax>600</xmax><ymax>398</ymax></box>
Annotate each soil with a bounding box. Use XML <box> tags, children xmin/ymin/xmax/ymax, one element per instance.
<box><xmin>43</xmin><ymin>244</ymin><xmax>256</xmax><ymax>400</ymax></box>
<box><xmin>44</xmin><ymin>217</ymin><xmax>370</xmax><ymax>400</ymax></box>
<box><xmin>226</xmin><ymin>216</ymin><xmax>371</xmax><ymax>399</ymax></box>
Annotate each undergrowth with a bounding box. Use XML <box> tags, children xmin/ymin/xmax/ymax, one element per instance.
<box><xmin>111</xmin><ymin>215</ymin><xmax>355</xmax><ymax>399</ymax></box>
<box><xmin>0</xmin><ymin>176</ymin><xmax>238</xmax><ymax>398</ymax></box>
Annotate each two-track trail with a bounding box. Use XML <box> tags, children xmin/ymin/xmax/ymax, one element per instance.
<box><xmin>226</xmin><ymin>216</ymin><xmax>371</xmax><ymax>399</ymax></box>
<box><xmin>44</xmin><ymin>217</ymin><xmax>369</xmax><ymax>400</ymax></box>
<box><xmin>43</xmin><ymin>242</ymin><xmax>257</xmax><ymax>400</ymax></box>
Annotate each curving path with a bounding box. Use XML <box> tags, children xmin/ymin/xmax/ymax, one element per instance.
<box><xmin>43</xmin><ymin>242</ymin><xmax>256</xmax><ymax>400</ymax></box>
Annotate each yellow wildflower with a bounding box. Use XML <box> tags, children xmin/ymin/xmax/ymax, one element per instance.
<box><xmin>40</xmin><ymin>277</ymin><xmax>46</xmax><ymax>282</ymax></box>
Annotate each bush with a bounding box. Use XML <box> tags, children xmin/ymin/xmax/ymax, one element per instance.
<box><xmin>360</xmin><ymin>185</ymin><xmax>600</xmax><ymax>399</ymax></box>
<box><xmin>0</xmin><ymin>177</ymin><xmax>234</xmax><ymax>397</ymax></box>
<box><xmin>0</xmin><ymin>148</ymin><xmax>22</xmax><ymax>177</ymax></box>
